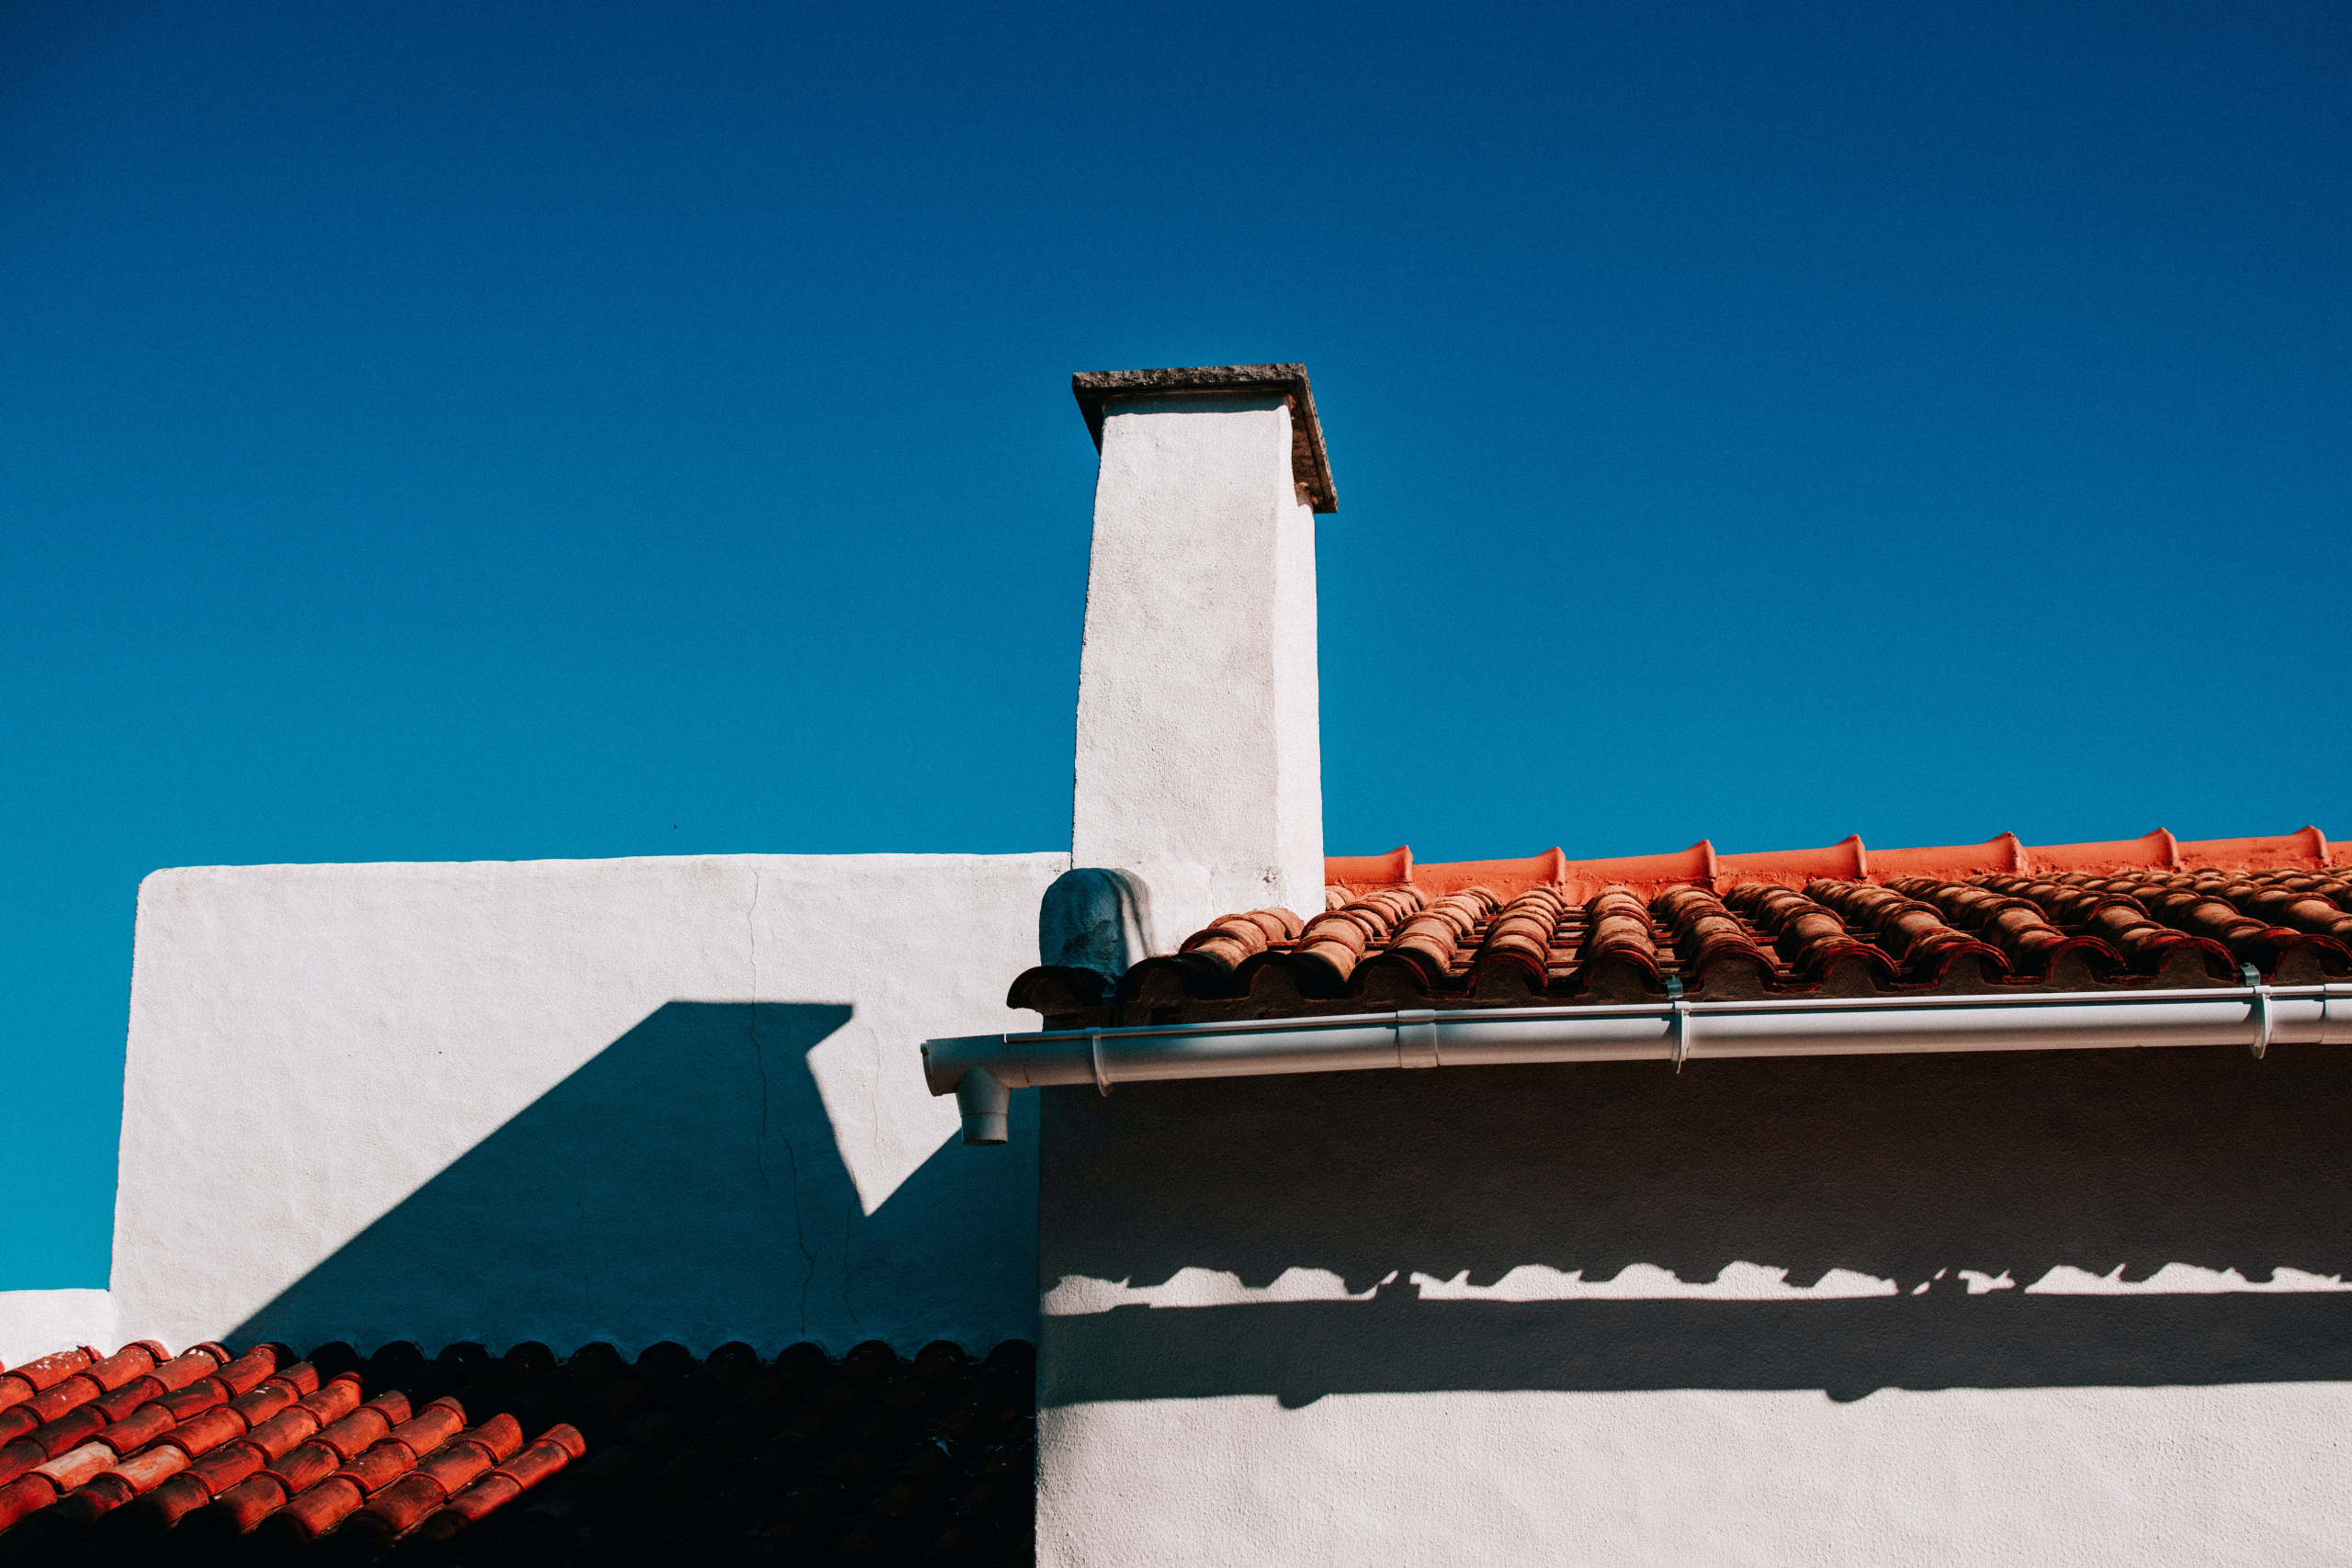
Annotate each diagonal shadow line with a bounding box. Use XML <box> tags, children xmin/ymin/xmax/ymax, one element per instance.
<box><xmin>230</xmin><ymin>1002</ymin><xmax>1037</xmax><ymax>1357</ymax></box>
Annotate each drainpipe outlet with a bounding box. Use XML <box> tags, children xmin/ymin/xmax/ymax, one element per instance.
<box><xmin>955</xmin><ymin>1066</ymin><xmax>1011</xmax><ymax>1145</ymax></box>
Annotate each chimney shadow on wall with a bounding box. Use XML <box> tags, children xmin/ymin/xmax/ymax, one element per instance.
<box><xmin>1040</xmin><ymin>1044</ymin><xmax>2352</xmax><ymax>1407</ymax></box>
<box><xmin>230</xmin><ymin>1002</ymin><xmax>1036</xmax><ymax>1356</ymax></box>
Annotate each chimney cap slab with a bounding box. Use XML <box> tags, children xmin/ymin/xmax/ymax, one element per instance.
<box><xmin>1072</xmin><ymin>363</ymin><xmax>1336</xmax><ymax>513</ymax></box>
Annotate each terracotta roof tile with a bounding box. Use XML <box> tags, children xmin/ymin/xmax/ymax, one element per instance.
<box><xmin>1378</xmin><ymin>887</ymin><xmax>1501</xmax><ymax>986</ymax></box>
<box><xmin>0</xmin><ymin>1337</ymin><xmax>1036</xmax><ymax>1564</ymax></box>
<box><xmin>0</xmin><ymin>1344</ymin><xmax>164</xmax><ymax>1442</ymax></box>
<box><xmin>1986</xmin><ymin>876</ymin><xmax>2238</xmax><ymax>981</ymax></box>
<box><xmin>1883</xmin><ymin>877</ymin><xmax>2112</xmax><ymax>983</ymax></box>
<box><xmin>0</xmin><ymin>1352</ymin><xmax>96</xmax><ymax>1416</ymax></box>
<box><xmin>1578</xmin><ymin>887</ymin><xmax>1667</xmax><ymax>998</ymax></box>
<box><xmin>344</xmin><ymin>1410</ymin><xmax>525</xmax><ymax>1543</ymax></box>
<box><xmin>1800</xmin><ymin>883</ymin><xmax>2004</xmax><ymax>986</ymax></box>
<box><xmin>1654</xmin><ymin>886</ymin><xmax>1776</xmax><ymax>995</ymax></box>
<box><xmin>1724</xmin><ymin>884</ymin><xmax>1899</xmax><ymax>989</ymax></box>
<box><xmin>1177</xmin><ymin>908</ymin><xmax>1305</xmax><ymax>975</ymax></box>
<box><xmin>1469</xmin><ymin>886</ymin><xmax>1567</xmax><ymax>992</ymax></box>
<box><xmin>1011</xmin><ymin>826</ymin><xmax>2352</xmax><ymax>1029</ymax></box>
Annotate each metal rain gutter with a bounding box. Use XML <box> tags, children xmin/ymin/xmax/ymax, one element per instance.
<box><xmin>922</xmin><ymin>979</ymin><xmax>2352</xmax><ymax>1145</ymax></box>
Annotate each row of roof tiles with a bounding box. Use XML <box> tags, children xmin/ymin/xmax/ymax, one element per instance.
<box><xmin>0</xmin><ymin>1336</ymin><xmax>1034</xmax><ymax>1566</ymax></box>
<box><xmin>1323</xmin><ymin>826</ymin><xmax>2339</xmax><ymax>902</ymax></box>
<box><xmin>1012</xmin><ymin>860</ymin><xmax>2352</xmax><ymax>1028</ymax></box>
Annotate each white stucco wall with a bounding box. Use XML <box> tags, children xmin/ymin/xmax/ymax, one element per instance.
<box><xmin>80</xmin><ymin>851</ymin><xmax>1062</xmax><ymax>1357</ymax></box>
<box><xmin>1072</xmin><ymin>395</ymin><xmax>1324</xmax><ymax>929</ymax></box>
<box><xmin>0</xmin><ymin>1291</ymin><xmax>119</xmax><ymax>1367</ymax></box>
<box><xmin>1035</xmin><ymin>1047</ymin><xmax>2352</xmax><ymax>1565</ymax></box>
<box><xmin>1043</xmin><ymin>1384</ymin><xmax>2352</xmax><ymax>1567</ymax></box>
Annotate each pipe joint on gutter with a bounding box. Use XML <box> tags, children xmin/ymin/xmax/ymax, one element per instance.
<box><xmin>954</xmin><ymin>1066</ymin><xmax>1011</xmax><ymax>1145</ymax></box>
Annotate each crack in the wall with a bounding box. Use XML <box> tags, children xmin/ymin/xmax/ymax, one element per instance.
<box><xmin>748</xmin><ymin>867</ymin><xmax>773</xmax><ymax>1198</ymax></box>
<box><xmin>842</xmin><ymin>1194</ymin><xmax>865</xmax><ymax>1337</ymax></box>
<box><xmin>746</xmin><ymin>864</ymin><xmax>819</xmax><ymax>1338</ymax></box>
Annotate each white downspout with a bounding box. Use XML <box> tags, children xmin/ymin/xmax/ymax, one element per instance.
<box><xmin>926</xmin><ymin>982</ymin><xmax>2352</xmax><ymax>1145</ymax></box>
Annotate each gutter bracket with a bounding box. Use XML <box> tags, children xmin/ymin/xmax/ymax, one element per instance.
<box><xmin>1394</xmin><ymin>1009</ymin><xmax>1440</xmax><ymax>1069</ymax></box>
<box><xmin>2243</xmin><ymin>964</ymin><xmax>2272</xmax><ymax>1060</ymax></box>
<box><xmin>1091</xmin><ymin>1031</ymin><xmax>1113</xmax><ymax>1096</ymax></box>
<box><xmin>1667</xmin><ymin>976</ymin><xmax>1690</xmax><ymax>1072</ymax></box>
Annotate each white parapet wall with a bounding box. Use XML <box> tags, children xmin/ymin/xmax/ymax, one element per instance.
<box><xmin>1035</xmin><ymin>1046</ymin><xmax>2352</xmax><ymax>1566</ymax></box>
<box><xmin>81</xmin><ymin>850</ymin><xmax>1064</xmax><ymax>1358</ymax></box>
<box><xmin>0</xmin><ymin>1291</ymin><xmax>119</xmax><ymax>1367</ymax></box>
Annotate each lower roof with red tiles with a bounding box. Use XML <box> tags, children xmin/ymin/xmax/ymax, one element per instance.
<box><xmin>1011</xmin><ymin>827</ymin><xmax>2352</xmax><ymax>1029</ymax></box>
<box><xmin>0</xmin><ymin>1336</ymin><xmax>1033</xmax><ymax>1567</ymax></box>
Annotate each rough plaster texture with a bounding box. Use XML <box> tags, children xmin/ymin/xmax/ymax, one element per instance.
<box><xmin>1042</xmin><ymin>1384</ymin><xmax>2352</xmax><ymax>1567</ymax></box>
<box><xmin>1036</xmin><ymin>1046</ymin><xmax>2352</xmax><ymax>1564</ymax></box>
<box><xmin>93</xmin><ymin>851</ymin><xmax>1063</xmax><ymax>1355</ymax></box>
<box><xmin>1071</xmin><ymin>395</ymin><xmax>1324</xmax><ymax>931</ymax></box>
<box><xmin>0</xmin><ymin>1291</ymin><xmax>118</xmax><ymax>1367</ymax></box>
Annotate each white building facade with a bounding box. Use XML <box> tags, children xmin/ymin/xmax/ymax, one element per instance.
<box><xmin>7</xmin><ymin>364</ymin><xmax>2349</xmax><ymax>1565</ymax></box>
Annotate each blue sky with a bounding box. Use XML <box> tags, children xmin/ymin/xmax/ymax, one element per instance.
<box><xmin>4</xmin><ymin>0</ymin><xmax>2346</xmax><ymax>1286</ymax></box>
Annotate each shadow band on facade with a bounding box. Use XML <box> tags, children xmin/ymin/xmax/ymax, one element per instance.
<box><xmin>1046</xmin><ymin>1290</ymin><xmax>2352</xmax><ymax>1407</ymax></box>
<box><xmin>1041</xmin><ymin>1043</ymin><xmax>2352</xmax><ymax>1407</ymax></box>
<box><xmin>232</xmin><ymin>1002</ymin><xmax>1038</xmax><ymax>1356</ymax></box>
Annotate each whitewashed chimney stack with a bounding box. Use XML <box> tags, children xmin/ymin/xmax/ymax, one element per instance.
<box><xmin>1067</xmin><ymin>365</ymin><xmax>1335</xmax><ymax>952</ymax></box>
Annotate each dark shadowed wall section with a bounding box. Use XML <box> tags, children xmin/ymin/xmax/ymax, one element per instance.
<box><xmin>234</xmin><ymin>1002</ymin><xmax>1037</xmax><ymax>1355</ymax></box>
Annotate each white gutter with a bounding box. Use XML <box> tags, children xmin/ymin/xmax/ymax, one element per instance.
<box><xmin>922</xmin><ymin>979</ymin><xmax>2352</xmax><ymax>1144</ymax></box>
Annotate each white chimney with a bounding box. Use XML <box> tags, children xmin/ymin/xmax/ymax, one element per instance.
<box><xmin>1068</xmin><ymin>365</ymin><xmax>1334</xmax><ymax>951</ymax></box>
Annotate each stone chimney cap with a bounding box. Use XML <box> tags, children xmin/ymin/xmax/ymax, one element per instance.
<box><xmin>1072</xmin><ymin>364</ymin><xmax>1337</xmax><ymax>513</ymax></box>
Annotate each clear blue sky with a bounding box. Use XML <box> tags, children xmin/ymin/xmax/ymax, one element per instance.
<box><xmin>4</xmin><ymin>1</ymin><xmax>2346</xmax><ymax>1286</ymax></box>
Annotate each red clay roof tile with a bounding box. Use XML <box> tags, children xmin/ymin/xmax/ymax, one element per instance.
<box><xmin>337</xmin><ymin>1413</ymin><xmax>526</xmax><ymax>1550</ymax></box>
<box><xmin>1012</xmin><ymin>826</ymin><xmax>2352</xmax><ymax>1030</ymax></box>
<box><xmin>0</xmin><ymin>1351</ymin><xmax>94</xmax><ymax>1416</ymax></box>
<box><xmin>0</xmin><ymin>1337</ymin><xmax>1037</xmax><ymax>1564</ymax></box>
<box><xmin>1726</xmin><ymin>884</ymin><xmax>1901</xmax><ymax>988</ymax></box>
<box><xmin>9</xmin><ymin>1345</ymin><xmax>160</xmax><ymax>1438</ymax></box>
<box><xmin>1332</xmin><ymin>826</ymin><xmax>2336</xmax><ymax>901</ymax></box>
